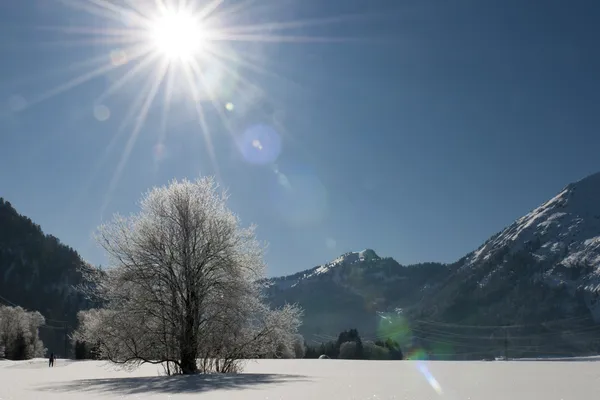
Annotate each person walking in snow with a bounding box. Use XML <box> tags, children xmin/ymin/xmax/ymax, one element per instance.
<box><xmin>49</xmin><ymin>352</ymin><xmax>55</xmax><ymax>367</ymax></box>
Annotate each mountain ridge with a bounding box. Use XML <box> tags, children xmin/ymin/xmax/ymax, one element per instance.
<box><xmin>266</xmin><ymin>171</ymin><xmax>600</xmax><ymax>358</ymax></box>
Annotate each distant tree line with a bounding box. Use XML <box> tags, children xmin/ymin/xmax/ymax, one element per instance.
<box><xmin>304</xmin><ymin>329</ymin><xmax>404</xmax><ymax>360</ymax></box>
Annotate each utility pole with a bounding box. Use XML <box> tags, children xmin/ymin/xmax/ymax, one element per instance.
<box><xmin>64</xmin><ymin>322</ymin><xmax>68</xmax><ymax>359</ymax></box>
<box><xmin>504</xmin><ymin>328</ymin><xmax>508</xmax><ymax>361</ymax></box>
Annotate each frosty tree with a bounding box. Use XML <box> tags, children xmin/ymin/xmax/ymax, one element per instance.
<box><xmin>74</xmin><ymin>177</ymin><xmax>302</xmax><ymax>374</ymax></box>
<box><xmin>0</xmin><ymin>306</ymin><xmax>46</xmax><ymax>360</ymax></box>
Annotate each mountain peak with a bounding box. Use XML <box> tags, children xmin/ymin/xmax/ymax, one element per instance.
<box><xmin>333</xmin><ymin>249</ymin><xmax>380</xmax><ymax>265</ymax></box>
<box><xmin>463</xmin><ymin>172</ymin><xmax>600</xmax><ymax>322</ymax></box>
<box><xmin>359</xmin><ymin>249</ymin><xmax>379</xmax><ymax>261</ymax></box>
<box><xmin>571</xmin><ymin>171</ymin><xmax>600</xmax><ymax>188</ymax></box>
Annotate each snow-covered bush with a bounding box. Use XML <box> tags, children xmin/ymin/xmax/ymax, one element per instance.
<box><xmin>339</xmin><ymin>341</ymin><xmax>358</xmax><ymax>359</ymax></box>
<box><xmin>363</xmin><ymin>341</ymin><xmax>389</xmax><ymax>360</ymax></box>
<box><xmin>74</xmin><ymin>177</ymin><xmax>302</xmax><ymax>374</ymax></box>
<box><xmin>293</xmin><ymin>334</ymin><xmax>306</xmax><ymax>359</ymax></box>
<box><xmin>0</xmin><ymin>306</ymin><xmax>46</xmax><ymax>360</ymax></box>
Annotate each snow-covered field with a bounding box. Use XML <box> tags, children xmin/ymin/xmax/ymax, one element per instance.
<box><xmin>1</xmin><ymin>358</ymin><xmax>600</xmax><ymax>399</ymax></box>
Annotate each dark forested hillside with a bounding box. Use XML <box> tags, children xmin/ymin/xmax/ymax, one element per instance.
<box><xmin>0</xmin><ymin>198</ymin><xmax>94</xmax><ymax>357</ymax></box>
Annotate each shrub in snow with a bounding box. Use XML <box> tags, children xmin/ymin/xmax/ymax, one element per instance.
<box><xmin>293</xmin><ymin>334</ymin><xmax>306</xmax><ymax>359</ymax></box>
<box><xmin>339</xmin><ymin>341</ymin><xmax>358</xmax><ymax>359</ymax></box>
<box><xmin>0</xmin><ymin>306</ymin><xmax>46</xmax><ymax>360</ymax></box>
<box><xmin>74</xmin><ymin>339</ymin><xmax>100</xmax><ymax>360</ymax></box>
<box><xmin>271</xmin><ymin>334</ymin><xmax>306</xmax><ymax>359</ymax></box>
<box><xmin>363</xmin><ymin>341</ymin><xmax>389</xmax><ymax>360</ymax></box>
<box><xmin>73</xmin><ymin>177</ymin><xmax>302</xmax><ymax>374</ymax></box>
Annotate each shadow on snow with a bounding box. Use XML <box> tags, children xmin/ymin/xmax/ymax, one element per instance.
<box><xmin>39</xmin><ymin>373</ymin><xmax>310</xmax><ymax>395</ymax></box>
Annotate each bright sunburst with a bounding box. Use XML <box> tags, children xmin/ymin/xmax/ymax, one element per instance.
<box><xmin>150</xmin><ymin>9</ymin><xmax>206</xmax><ymax>61</ymax></box>
<box><xmin>14</xmin><ymin>0</ymin><xmax>366</xmax><ymax>216</ymax></box>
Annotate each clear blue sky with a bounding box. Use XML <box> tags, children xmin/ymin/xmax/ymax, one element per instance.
<box><xmin>1</xmin><ymin>0</ymin><xmax>599</xmax><ymax>276</ymax></box>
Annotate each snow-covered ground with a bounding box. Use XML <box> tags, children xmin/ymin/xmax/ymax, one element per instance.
<box><xmin>1</xmin><ymin>358</ymin><xmax>600</xmax><ymax>399</ymax></box>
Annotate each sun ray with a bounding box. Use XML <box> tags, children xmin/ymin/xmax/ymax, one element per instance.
<box><xmin>187</xmin><ymin>56</ymin><xmax>235</xmax><ymax>142</ymax></box>
<box><xmin>194</xmin><ymin>0</ymin><xmax>227</xmax><ymax>20</ymax></box>
<box><xmin>0</xmin><ymin>50</ymin><xmax>128</xmax><ymax>92</ymax></box>
<box><xmin>202</xmin><ymin>0</ymin><xmax>259</xmax><ymax>23</ymax></box>
<box><xmin>204</xmin><ymin>43</ymin><xmax>302</xmax><ymax>94</ymax></box>
<box><xmin>217</xmin><ymin>13</ymin><xmax>377</xmax><ymax>35</ymax></box>
<box><xmin>58</xmin><ymin>0</ymin><xmax>147</xmax><ymax>27</ymax></box>
<box><xmin>56</xmin><ymin>0</ymin><xmax>122</xmax><ymax>23</ymax></box>
<box><xmin>157</xmin><ymin>65</ymin><xmax>176</xmax><ymax>146</ymax></box>
<box><xmin>115</xmin><ymin>66</ymin><xmax>163</xmax><ymax>136</ymax></box>
<box><xmin>100</xmin><ymin>60</ymin><xmax>170</xmax><ymax>217</ymax></box>
<box><xmin>23</xmin><ymin>45</ymin><xmax>151</xmax><ymax>110</ymax></box>
<box><xmin>89</xmin><ymin>63</ymin><xmax>167</xmax><ymax>205</ymax></box>
<box><xmin>23</xmin><ymin>0</ymin><xmax>367</xmax><ymax>213</ymax></box>
<box><xmin>121</xmin><ymin>0</ymin><xmax>162</xmax><ymax>20</ymax></box>
<box><xmin>34</xmin><ymin>37</ymin><xmax>146</xmax><ymax>48</ymax></box>
<box><xmin>181</xmin><ymin>61</ymin><xmax>221</xmax><ymax>182</ymax></box>
<box><xmin>95</xmin><ymin>51</ymin><xmax>160</xmax><ymax>103</ymax></box>
<box><xmin>202</xmin><ymin>47</ymin><xmax>266</xmax><ymax>96</ymax></box>
<box><xmin>211</xmin><ymin>33</ymin><xmax>364</xmax><ymax>44</ymax></box>
<box><xmin>69</xmin><ymin>62</ymin><xmax>165</xmax><ymax>215</ymax></box>
<box><xmin>36</xmin><ymin>25</ymin><xmax>146</xmax><ymax>37</ymax></box>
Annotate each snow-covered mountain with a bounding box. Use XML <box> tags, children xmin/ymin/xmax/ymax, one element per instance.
<box><xmin>265</xmin><ymin>249</ymin><xmax>384</xmax><ymax>290</ymax></box>
<box><xmin>267</xmin><ymin>172</ymin><xmax>600</xmax><ymax>358</ymax></box>
<box><xmin>462</xmin><ymin>172</ymin><xmax>600</xmax><ymax>319</ymax></box>
<box><xmin>265</xmin><ymin>250</ymin><xmax>450</xmax><ymax>343</ymax></box>
<box><xmin>469</xmin><ymin>173</ymin><xmax>600</xmax><ymax>267</ymax></box>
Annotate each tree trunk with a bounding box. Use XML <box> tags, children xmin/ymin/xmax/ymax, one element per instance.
<box><xmin>180</xmin><ymin>313</ymin><xmax>198</xmax><ymax>374</ymax></box>
<box><xmin>180</xmin><ymin>349</ymin><xmax>198</xmax><ymax>374</ymax></box>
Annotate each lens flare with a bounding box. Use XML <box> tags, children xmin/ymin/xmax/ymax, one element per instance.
<box><xmin>376</xmin><ymin>313</ymin><xmax>412</xmax><ymax>348</ymax></box>
<box><xmin>110</xmin><ymin>49</ymin><xmax>128</xmax><ymax>66</ymax></box>
<box><xmin>93</xmin><ymin>104</ymin><xmax>110</xmax><ymax>121</ymax></box>
<box><xmin>237</xmin><ymin>124</ymin><xmax>282</xmax><ymax>165</ymax></box>
<box><xmin>417</xmin><ymin>362</ymin><xmax>443</xmax><ymax>395</ymax></box>
<box><xmin>15</xmin><ymin>0</ymin><xmax>367</xmax><ymax>215</ymax></box>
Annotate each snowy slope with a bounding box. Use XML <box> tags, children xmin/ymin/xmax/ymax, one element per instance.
<box><xmin>468</xmin><ymin>172</ymin><xmax>600</xmax><ymax>267</ymax></box>
<box><xmin>463</xmin><ymin>172</ymin><xmax>600</xmax><ymax>318</ymax></box>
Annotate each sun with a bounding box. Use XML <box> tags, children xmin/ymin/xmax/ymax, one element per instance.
<box><xmin>150</xmin><ymin>9</ymin><xmax>206</xmax><ymax>61</ymax></box>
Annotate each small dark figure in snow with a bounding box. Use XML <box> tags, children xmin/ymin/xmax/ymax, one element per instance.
<box><xmin>49</xmin><ymin>353</ymin><xmax>55</xmax><ymax>367</ymax></box>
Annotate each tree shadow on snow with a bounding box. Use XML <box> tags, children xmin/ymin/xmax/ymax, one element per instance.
<box><xmin>39</xmin><ymin>373</ymin><xmax>310</xmax><ymax>395</ymax></box>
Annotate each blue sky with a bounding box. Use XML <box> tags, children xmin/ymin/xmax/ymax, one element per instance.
<box><xmin>1</xmin><ymin>0</ymin><xmax>599</xmax><ymax>276</ymax></box>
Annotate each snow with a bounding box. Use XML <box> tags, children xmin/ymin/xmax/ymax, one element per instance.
<box><xmin>466</xmin><ymin>174</ymin><xmax>600</xmax><ymax>291</ymax></box>
<box><xmin>299</xmin><ymin>250</ymin><xmax>380</xmax><ymax>281</ymax></box>
<box><xmin>1</xmin><ymin>358</ymin><xmax>600</xmax><ymax>399</ymax></box>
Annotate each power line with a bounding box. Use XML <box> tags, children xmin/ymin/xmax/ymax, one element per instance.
<box><xmin>39</xmin><ymin>324</ymin><xmax>66</xmax><ymax>331</ymax></box>
<box><xmin>0</xmin><ymin>292</ymin><xmax>72</xmax><ymax>357</ymax></box>
<box><xmin>411</xmin><ymin>315</ymin><xmax>594</xmax><ymax>330</ymax></box>
<box><xmin>0</xmin><ymin>293</ymin><xmax>68</xmax><ymax>323</ymax></box>
<box><xmin>0</xmin><ymin>293</ymin><xmax>18</xmax><ymax>307</ymax></box>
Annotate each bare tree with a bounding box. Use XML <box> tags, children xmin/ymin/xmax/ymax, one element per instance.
<box><xmin>74</xmin><ymin>177</ymin><xmax>302</xmax><ymax>374</ymax></box>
